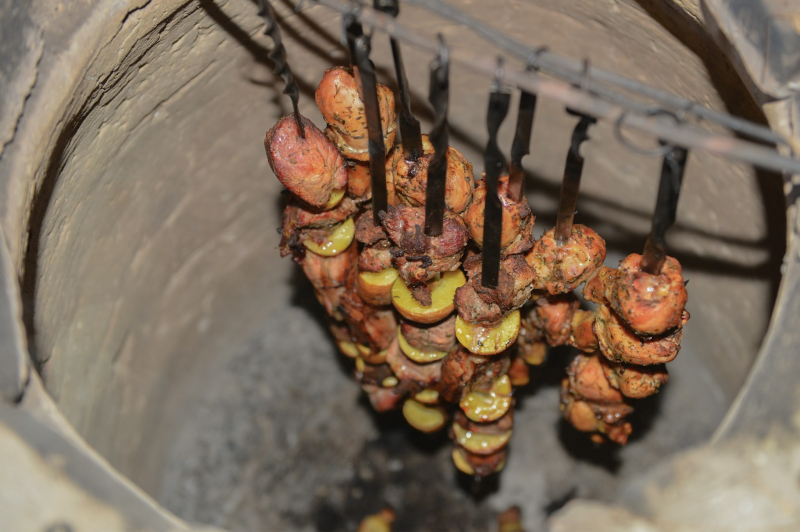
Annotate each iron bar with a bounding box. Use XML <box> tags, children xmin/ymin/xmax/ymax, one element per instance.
<box><xmin>310</xmin><ymin>0</ymin><xmax>800</xmax><ymax>176</ymax></box>
<box><xmin>402</xmin><ymin>0</ymin><xmax>787</xmax><ymax>148</ymax></box>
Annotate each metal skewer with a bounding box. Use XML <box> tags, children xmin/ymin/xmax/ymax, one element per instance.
<box><xmin>353</xmin><ymin>35</ymin><xmax>389</xmax><ymax>223</ymax></box>
<box><xmin>640</xmin><ymin>146</ymin><xmax>688</xmax><ymax>274</ymax></box>
<box><xmin>554</xmin><ymin>110</ymin><xmax>596</xmax><ymax>246</ymax></box>
<box><xmin>374</xmin><ymin>0</ymin><xmax>423</xmax><ymax>161</ymax></box>
<box><xmin>481</xmin><ymin>59</ymin><xmax>512</xmax><ymax>288</ymax></box>
<box><xmin>424</xmin><ymin>36</ymin><xmax>450</xmax><ymax>236</ymax></box>
<box><xmin>257</xmin><ymin>0</ymin><xmax>305</xmax><ymax>138</ymax></box>
<box><xmin>507</xmin><ymin>89</ymin><xmax>537</xmax><ymax>202</ymax></box>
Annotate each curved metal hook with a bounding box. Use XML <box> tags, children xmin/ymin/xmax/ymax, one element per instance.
<box><xmin>525</xmin><ymin>46</ymin><xmax>548</xmax><ymax>71</ymax></box>
<box><xmin>615</xmin><ymin>108</ymin><xmax>679</xmax><ymax>157</ymax></box>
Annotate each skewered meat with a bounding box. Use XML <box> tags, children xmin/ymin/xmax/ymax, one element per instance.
<box><xmin>560</xmin><ymin>379</ymin><xmax>633</xmax><ymax>445</ymax></box>
<box><xmin>602</xmin><ymin>360</ymin><xmax>668</xmax><ymax>399</ymax></box>
<box><xmin>347</xmin><ymin>160</ymin><xmax>372</xmax><ymax>201</ymax></box>
<box><xmin>315</xmin><ymin>66</ymin><xmax>397</xmax><ymax>161</ymax></box>
<box><xmin>453</xmin><ymin>446</ymin><xmax>507</xmax><ymax>477</ymax></box>
<box><xmin>358</xmin><ymin>240</ymin><xmax>394</xmax><ymax>273</ymax></box>
<box><xmin>355</xmin><ymin>210</ymin><xmax>389</xmax><ymax>245</ymax></box>
<box><xmin>508</xmin><ymin>355</ymin><xmax>531</xmax><ymax>386</ymax></box>
<box><xmin>525</xmin><ymin>224</ymin><xmax>606</xmax><ymax>294</ymax></box>
<box><xmin>530</xmin><ymin>293</ymin><xmax>580</xmax><ymax>347</ymax></box>
<box><xmin>461</xmin><ymin>254</ymin><xmax>537</xmax><ymax>313</ymax></box>
<box><xmin>280</xmin><ymin>198</ymin><xmax>358</xmax><ymax>258</ymax></box>
<box><xmin>568</xmin><ymin>309</ymin><xmax>599</xmax><ymax>353</ymax></box>
<box><xmin>584</xmin><ymin>253</ymin><xmax>688</xmax><ymax>337</ymax></box>
<box><xmin>566</xmin><ymin>353</ymin><xmax>624</xmax><ymax>404</ymax></box>
<box><xmin>382</xmin><ymin>205</ymin><xmax>469</xmax><ymax>285</ymax></box>
<box><xmin>301</xmin><ymin>242</ymin><xmax>357</xmax><ymax>318</ymax></box>
<box><xmin>356</xmin><ymin>359</ymin><xmax>395</xmax><ymax>386</ymax></box>
<box><xmin>464</xmin><ymin>174</ymin><xmax>535</xmax><ymax>254</ymax></box>
<box><xmin>301</xmin><ymin>241</ymin><xmax>358</xmax><ymax>291</ymax></box>
<box><xmin>400</xmin><ymin>314</ymin><xmax>457</xmax><ymax>353</ymax></box>
<box><xmin>386</xmin><ymin>336</ymin><xmax>443</xmax><ymax>389</ymax></box>
<box><xmin>595</xmin><ymin>304</ymin><xmax>688</xmax><ymax>365</ymax></box>
<box><xmin>516</xmin><ymin>308</ymin><xmax>547</xmax><ymax>365</ymax></box>
<box><xmin>265</xmin><ymin>114</ymin><xmax>348</xmax><ymax>207</ymax></box>
<box><xmin>438</xmin><ymin>346</ymin><xmax>479</xmax><ymax>403</ymax></box>
<box><xmin>362</xmin><ymin>383</ymin><xmax>406</xmax><ymax>412</ymax></box>
<box><xmin>389</xmin><ymin>134</ymin><xmax>474</xmax><ymax>214</ymax></box>
<box><xmin>453</xmin><ymin>279</ymin><xmax>504</xmax><ymax>327</ymax></box>
<box><xmin>339</xmin><ymin>289</ymin><xmax>398</xmax><ymax>351</ymax></box>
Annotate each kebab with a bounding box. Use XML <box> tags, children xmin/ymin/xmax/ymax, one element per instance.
<box><xmin>560</xmin><ymin>147</ymin><xmax>689</xmax><ymax>443</ymax></box>
<box><xmin>382</xmin><ymin>45</ymin><xmax>474</xmax><ymax>435</ymax></box>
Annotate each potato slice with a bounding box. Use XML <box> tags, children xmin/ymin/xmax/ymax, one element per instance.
<box><xmin>337</xmin><ymin>341</ymin><xmax>359</xmax><ymax>359</ymax></box>
<box><xmin>459</xmin><ymin>375</ymin><xmax>513</xmax><ymax>422</ymax></box>
<box><xmin>451</xmin><ymin>447</ymin><xmax>505</xmax><ymax>476</ymax></box>
<box><xmin>357</xmin><ymin>268</ymin><xmax>399</xmax><ymax>306</ymax></box>
<box><xmin>452</xmin><ymin>423</ymin><xmax>512</xmax><ymax>455</ymax></box>
<box><xmin>397</xmin><ymin>327</ymin><xmax>448</xmax><ymax>363</ymax></box>
<box><xmin>414</xmin><ymin>389</ymin><xmax>440</xmax><ymax>405</ymax></box>
<box><xmin>402</xmin><ymin>398</ymin><xmax>446</xmax><ymax>433</ymax></box>
<box><xmin>391</xmin><ymin>270</ymin><xmax>466</xmax><ymax>324</ymax></box>
<box><xmin>451</xmin><ymin>447</ymin><xmax>476</xmax><ymax>475</ymax></box>
<box><xmin>303</xmin><ymin>217</ymin><xmax>355</xmax><ymax>256</ymax></box>
<box><xmin>321</xmin><ymin>187</ymin><xmax>345</xmax><ymax>210</ymax></box>
<box><xmin>455</xmin><ymin>310</ymin><xmax>521</xmax><ymax>355</ymax></box>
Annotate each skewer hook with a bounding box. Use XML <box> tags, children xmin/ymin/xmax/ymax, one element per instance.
<box><xmin>353</xmin><ymin>34</ymin><xmax>389</xmax><ymax>223</ymax></box>
<box><xmin>374</xmin><ymin>0</ymin><xmax>423</xmax><ymax>161</ymax></box>
<box><xmin>257</xmin><ymin>0</ymin><xmax>305</xmax><ymax>138</ymax></box>
<box><xmin>554</xmin><ymin>110</ymin><xmax>596</xmax><ymax>246</ymax></box>
<box><xmin>424</xmin><ymin>35</ymin><xmax>450</xmax><ymax>236</ymax></box>
<box><xmin>640</xmin><ymin>146</ymin><xmax>688</xmax><ymax>274</ymax></box>
<box><xmin>481</xmin><ymin>57</ymin><xmax>512</xmax><ymax>288</ymax></box>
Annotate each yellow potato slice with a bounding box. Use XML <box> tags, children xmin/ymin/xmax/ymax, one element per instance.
<box><xmin>391</xmin><ymin>270</ymin><xmax>466</xmax><ymax>324</ymax></box>
<box><xmin>402</xmin><ymin>398</ymin><xmax>446</xmax><ymax>433</ymax></box>
<box><xmin>337</xmin><ymin>341</ymin><xmax>359</xmax><ymax>359</ymax></box>
<box><xmin>459</xmin><ymin>375</ymin><xmax>513</xmax><ymax>423</ymax></box>
<box><xmin>357</xmin><ymin>268</ymin><xmax>399</xmax><ymax>306</ymax></box>
<box><xmin>451</xmin><ymin>447</ymin><xmax>476</xmax><ymax>475</ymax></box>
<box><xmin>455</xmin><ymin>310</ymin><xmax>521</xmax><ymax>355</ymax></box>
<box><xmin>303</xmin><ymin>218</ymin><xmax>355</xmax><ymax>256</ymax></box>
<box><xmin>397</xmin><ymin>327</ymin><xmax>448</xmax><ymax>363</ymax></box>
<box><xmin>452</xmin><ymin>423</ymin><xmax>512</xmax><ymax>455</ymax></box>
<box><xmin>414</xmin><ymin>389</ymin><xmax>440</xmax><ymax>405</ymax></box>
<box><xmin>321</xmin><ymin>187</ymin><xmax>345</xmax><ymax>210</ymax></box>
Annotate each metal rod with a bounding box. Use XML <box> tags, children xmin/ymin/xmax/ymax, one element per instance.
<box><xmin>424</xmin><ymin>36</ymin><xmax>449</xmax><ymax>236</ymax></box>
<box><xmin>481</xmin><ymin>77</ymin><xmax>512</xmax><ymax>288</ymax></box>
<box><xmin>310</xmin><ymin>0</ymin><xmax>800</xmax><ymax>176</ymax></box>
<box><xmin>555</xmin><ymin>112</ymin><xmax>596</xmax><ymax>246</ymax></box>
<box><xmin>257</xmin><ymin>0</ymin><xmax>305</xmax><ymax>138</ymax></box>
<box><xmin>374</xmin><ymin>0</ymin><xmax>423</xmax><ymax>160</ymax></box>
<box><xmin>640</xmin><ymin>147</ymin><xmax>688</xmax><ymax>274</ymax></box>
<box><xmin>401</xmin><ymin>0</ymin><xmax>787</xmax><ymax>148</ymax></box>
<box><xmin>508</xmin><ymin>89</ymin><xmax>537</xmax><ymax>201</ymax></box>
<box><xmin>354</xmin><ymin>35</ymin><xmax>389</xmax><ymax>222</ymax></box>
